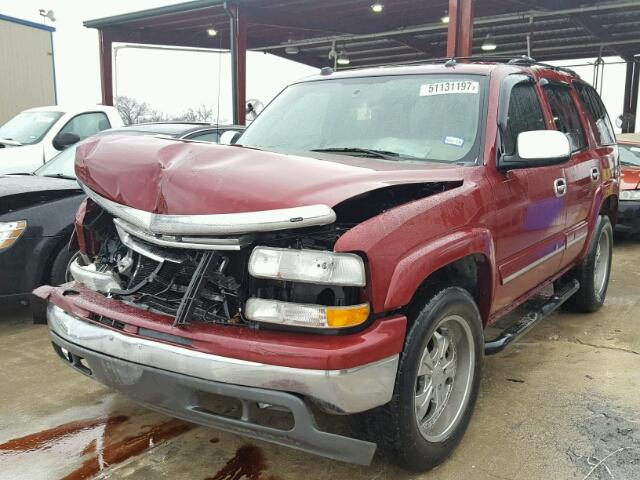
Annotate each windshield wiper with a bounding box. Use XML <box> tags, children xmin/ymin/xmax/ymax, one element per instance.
<box><xmin>41</xmin><ymin>173</ymin><xmax>76</xmax><ymax>180</ymax></box>
<box><xmin>310</xmin><ymin>147</ymin><xmax>400</xmax><ymax>160</ymax></box>
<box><xmin>0</xmin><ymin>138</ymin><xmax>23</xmax><ymax>147</ymax></box>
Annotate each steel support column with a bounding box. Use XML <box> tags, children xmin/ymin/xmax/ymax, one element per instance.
<box><xmin>622</xmin><ymin>59</ymin><xmax>639</xmax><ymax>133</ymax></box>
<box><xmin>447</xmin><ymin>0</ymin><xmax>475</xmax><ymax>58</ymax></box>
<box><xmin>99</xmin><ymin>29</ymin><xmax>114</xmax><ymax>106</ymax></box>
<box><xmin>225</xmin><ymin>3</ymin><xmax>247</xmax><ymax>125</ymax></box>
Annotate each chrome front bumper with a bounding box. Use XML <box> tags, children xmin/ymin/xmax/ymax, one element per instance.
<box><xmin>47</xmin><ymin>305</ymin><xmax>398</xmax><ymax>414</ymax></box>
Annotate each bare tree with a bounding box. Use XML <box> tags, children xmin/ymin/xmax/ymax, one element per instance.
<box><xmin>145</xmin><ymin>110</ymin><xmax>169</xmax><ymax>123</ymax></box>
<box><xmin>115</xmin><ymin>96</ymin><xmax>150</xmax><ymax>125</ymax></box>
<box><xmin>177</xmin><ymin>104</ymin><xmax>215</xmax><ymax>123</ymax></box>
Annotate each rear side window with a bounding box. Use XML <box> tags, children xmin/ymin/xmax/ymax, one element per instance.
<box><xmin>575</xmin><ymin>83</ymin><xmax>616</xmax><ymax>146</ymax></box>
<box><xmin>503</xmin><ymin>83</ymin><xmax>546</xmax><ymax>155</ymax></box>
<box><xmin>542</xmin><ymin>84</ymin><xmax>587</xmax><ymax>152</ymax></box>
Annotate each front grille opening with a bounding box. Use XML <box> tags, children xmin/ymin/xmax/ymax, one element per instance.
<box><xmin>112</xmin><ymin>247</ymin><xmax>251</xmax><ymax>328</ymax></box>
<box><xmin>52</xmin><ymin>343</ymin><xmax>93</xmax><ymax>376</ymax></box>
<box><xmin>88</xmin><ymin>313</ymin><xmax>126</xmax><ymax>331</ymax></box>
<box><xmin>195</xmin><ymin>392</ymin><xmax>295</xmax><ymax>430</ymax></box>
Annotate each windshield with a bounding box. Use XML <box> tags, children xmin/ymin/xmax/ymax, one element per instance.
<box><xmin>239</xmin><ymin>74</ymin><xmax>485</xmax><ymax>163</ymax></box>
<box><xmin>619</xmin><ymin>143</ymin><xmax>640</xmax><ymax>167</ymax></box>
<box><xmin>0</xmin><ymin>111</ymin><xmax>64</xmax><ymax>145</ymax></box>
<box><xmin>34</xmin><ymin>144</ymin><xmax>77</xmax><ymax>178</ymax></box>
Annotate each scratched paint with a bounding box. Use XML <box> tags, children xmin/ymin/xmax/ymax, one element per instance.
<box><xmin>0</xmin><ymin>414</ymin><xmax>193</xmax><ymax>480</ymax></box>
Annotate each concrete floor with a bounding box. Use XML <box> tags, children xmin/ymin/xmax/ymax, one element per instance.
<box><xmin>1</xmin><ymin>240</ymin><xmax>639</xmax><ymax>480</ymax></box>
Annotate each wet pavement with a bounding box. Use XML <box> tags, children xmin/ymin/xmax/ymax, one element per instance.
<box><xmin>1</xmin><ymin>239</ymin><xmax>639</xmax><ymax>480</ymax></box>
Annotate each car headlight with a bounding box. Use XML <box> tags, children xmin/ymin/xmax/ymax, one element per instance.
<box><xmin>245</xmin><ymin>298</ymin><xmax>370</xmax><ymax>329</ymax></box>
<box><xmin>248</xmin><ymin>247</ymin><xmax>366</xmax><ymax>287</ymax></box>
<box><xmin>0</xmin><ymin>220</ymin><xmax>27</xmax><ymax>250</ymax></box>
<box><xmin>620</xmin><ymin>190</ymin><xmax>640</xmax><ymax>201</ymax></box>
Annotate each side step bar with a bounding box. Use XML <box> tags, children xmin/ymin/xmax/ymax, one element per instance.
<box><xmin>484</xmin><ymin>279</ymin><xmax>580</xmax><ymax>355</ymax></box>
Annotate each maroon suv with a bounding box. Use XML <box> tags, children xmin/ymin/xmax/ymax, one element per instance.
<box><xmin>35</xmin><ymin>58</ymin><xmax>618</xmax><ymax>471</ymax></box>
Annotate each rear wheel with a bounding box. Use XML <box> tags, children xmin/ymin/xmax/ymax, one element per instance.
<box><xmin>563</xmin><ymin>215</ymin><xmax>613</xmax><ymax>313</ymax></box>
<box><xmin>356</xmin><ymin>287</ymin><xmax>483</xmax><ymax>472</ymax></box>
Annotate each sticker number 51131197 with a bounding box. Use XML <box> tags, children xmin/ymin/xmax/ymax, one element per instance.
<box><xmin>420</xmin><ymin>81</ymin><xmax>479</xmax><ymax>96</ymax></box>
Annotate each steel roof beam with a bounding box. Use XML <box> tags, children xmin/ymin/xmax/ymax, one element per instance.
<box><xmin>569</xmin><ymin>12</ymin><xmax>633</xmax><ymax>60</ymax></box>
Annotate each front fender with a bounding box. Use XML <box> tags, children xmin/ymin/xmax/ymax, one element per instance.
<box><xmin>383</xmin><ymin>228</ymin><xmax>496</xmax><ymax>311</ymax></box>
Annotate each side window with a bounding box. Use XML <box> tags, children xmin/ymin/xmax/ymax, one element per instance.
<box><xmin>59</xmin><ymin>112</ymin><xmax>111</xmax><ymax>141</ymax></box>
<box><xmin>542</xmin><ymin>84</ymin><xmax>587</xmax><ymax>152</ymax></box>
<box><xmin>187</xmin><ymin>131</ymin><xmax>220</xmax><ymax>143</ymax></box>
<box><xmin>575</xmin><ymin>83</ymin><xmax>616</xmax><ymax>146</ymax></box>
<box><xmin>503</xmin><ymin>83</ymin><xmax>546</xmax><ymax>155</ymax></box>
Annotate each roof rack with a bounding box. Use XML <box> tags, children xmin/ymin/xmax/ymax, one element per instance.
<box><xmin>379</xmin><ymin>55</ymin><xmax>578</xmax><ymax>76</ymax></box>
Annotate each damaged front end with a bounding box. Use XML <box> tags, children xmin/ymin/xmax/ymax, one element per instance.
<box><xmin>68</xmin><ymin>186</ymin><xmax>371</xmax><ymax>332</ymax></box>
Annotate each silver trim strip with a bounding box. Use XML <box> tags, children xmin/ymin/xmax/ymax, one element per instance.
<box><xmin>47</xmin><ymin>305</ymin><xmax>398</xmax><ymax>414</ymax></box>
<box><xmin>502</xmin><ymin>245</ymin><xmax>564</xmax><ymax>285</ymax></box>
<box><xmin>566</xmin><ymin>231</ymin><xmax>588</xmax><ymax>249</ymax></box>
<box><xmin>115</xmin><ymin>219</ymin><xmax>185</xmax><ymax>262</ymax></box>
<box><xmin>113</xmin><ymin>218</ymin><xmax>249</xmax><ymax>252</ymax></box>
<box><xmin>82</xmin><ymin>184</ymin><xmax>336</xmax><ymax>235</ymax></box>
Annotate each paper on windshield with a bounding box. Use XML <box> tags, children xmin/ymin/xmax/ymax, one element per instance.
<box><xmin>420</xmin><ymin>81</ymin><xmax>479</xmax><ymax>96</ymax></box>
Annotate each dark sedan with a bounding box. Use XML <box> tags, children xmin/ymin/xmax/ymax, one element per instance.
<box><xmin>0</xmin><ymin>122</ymin><xmax>244</xmax><ymax>307</ymax></box>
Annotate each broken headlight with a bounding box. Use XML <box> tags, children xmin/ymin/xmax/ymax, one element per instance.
<box><xmin>248</xmin><ymin>246</ymin><xmax>366</xmax><ymax>287</ymax></box>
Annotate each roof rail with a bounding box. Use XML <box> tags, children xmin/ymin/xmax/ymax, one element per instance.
<box><xmin>378</xmin><ymin>54</ymin><xmax>578</xmax><ymax>76</ymax></box>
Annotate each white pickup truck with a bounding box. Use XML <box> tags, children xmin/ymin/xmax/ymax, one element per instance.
<box><xmin>0</xmin><ymin>105</ymin><xmax>123</xmax><ymax>174</ymax></box>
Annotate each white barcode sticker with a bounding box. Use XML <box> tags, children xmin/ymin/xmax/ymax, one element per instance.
<box><xmin>420</xmin><ymin>81</ymin><xmax>479</xmax><ymax>96</ymax></box>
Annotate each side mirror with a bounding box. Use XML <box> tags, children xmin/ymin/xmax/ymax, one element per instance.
<box><xmin>500</xmin><ymin>130</ymin><xmax>570</xmax><ymax>170</ymax></box>
<box><xmin>53</xmin><ymin>132</ymin><xmax>80</xmax><ymax>151</ymax></box>
<box><xmin>219</xmin><ymin>130</ymin><xmax>242</xmax><ymax>145</ymax></box>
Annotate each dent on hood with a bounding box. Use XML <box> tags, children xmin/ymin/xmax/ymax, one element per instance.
<box><xmin>75</xmin><ymin>135</ymin><xmax>466</xmax><ymax>216</ymax></box>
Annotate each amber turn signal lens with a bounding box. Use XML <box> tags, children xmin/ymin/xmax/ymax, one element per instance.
<box><xmin>0</xmin><ymin>220</ymin><xmax>27</xmax><ymax>250</ymax></box>
<box><xmin>326</xmin><ymin>304</ymin><xmax>370</xmax><ymax>328</ymax></box>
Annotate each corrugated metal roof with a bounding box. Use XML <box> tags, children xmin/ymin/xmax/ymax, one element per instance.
<box><xmin>83</xmin><ymin>0</ymin><xmax>640</xmax><ymax>68</ymax></box>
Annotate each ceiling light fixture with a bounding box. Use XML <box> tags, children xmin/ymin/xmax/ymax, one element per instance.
<box><xmin>371</xmin><ymin>2</ymin><xmax>384</xmax><ymax>13</ymax></box>
<box><xmin>481</xmin><ymin>34</ymin><xmax>497</xmax><ymax>51</ymax></box>
<box><xmin>337</xmin><ymin>51</ymin><xmax>350</xmax><ymax>65</ymax></box>
<box><xmin>284</xmin><ymin>39</ymin><xmax>299</xmax><ymax>55</ymax></box>
<box><xmin>207</xmin><ymin>28</ymin><xmax>218</xmax><ymax>36</ymax></box>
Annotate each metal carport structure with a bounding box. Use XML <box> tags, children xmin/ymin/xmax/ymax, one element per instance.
<box><xmin>85</xmin><ymin>0</ymin><xmax>640</xmax><ymax>131</ymax></box>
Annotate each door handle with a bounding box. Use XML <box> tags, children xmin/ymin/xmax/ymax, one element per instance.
<box><xmin>590</xmin><ymin>167</ymin><xmax>600</xmax><ymax>182</ymax></box>
<box><xmin>554</xmin><ymin>178</ymin><xmax>567</xmax><ymax>197</ymax></box>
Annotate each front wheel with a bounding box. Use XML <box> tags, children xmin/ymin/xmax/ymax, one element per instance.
<box><xmin>356</xmin><ymin>286</ymin><xmax>483</xmax><ymax>472</ymax></box>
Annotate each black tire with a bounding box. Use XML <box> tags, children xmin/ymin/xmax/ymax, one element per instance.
<box><xmin>563</xmin><ymin>215</ymin><xmax>613</xmax><ymax>313</ymax></box>
<box><xmin>354</xmin><ymin>286</ymin><xmax>483</xmax><ymax>472</ymax></box>
<box><xmin>50</xmin><ymin>246</ymin><xmax>79</xmax><ymax>285</ymax></box>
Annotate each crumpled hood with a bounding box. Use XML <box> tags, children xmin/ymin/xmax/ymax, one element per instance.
<box><xmin>620</xmin><ymin>166</ymin><xmax>640</xmax><ymax>190</ymax></box>
<box><xmin>75</xmin><ymin>135</ymin><xmax>464</xmax><ymax>215</ymax></box>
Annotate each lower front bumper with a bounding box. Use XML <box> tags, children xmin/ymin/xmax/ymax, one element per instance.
<box><xmin>47</xmin><ymin>305</ymin><xmax>398</xmax><ymax>414</ymax></box>
<box><xmin>46</xmin><ymin>304</ymin><xmax>401</xmax><ymax>465</ymax></box>
<box><xmin>50</xmin><ymin>327</ymin><xmax>377</xmax><ymax>465</ymax></box>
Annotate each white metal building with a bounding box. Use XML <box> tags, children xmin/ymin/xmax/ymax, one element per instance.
<box><xmin>0</xmin><ymin>14</ymin><xmax>56</xmax><ymax>124</ymax></box>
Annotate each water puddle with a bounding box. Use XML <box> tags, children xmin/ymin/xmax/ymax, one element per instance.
<box><xmin>0</xmin><ymin>413</ymin><xmax>193</xmax><ymax>479</ymax></box>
